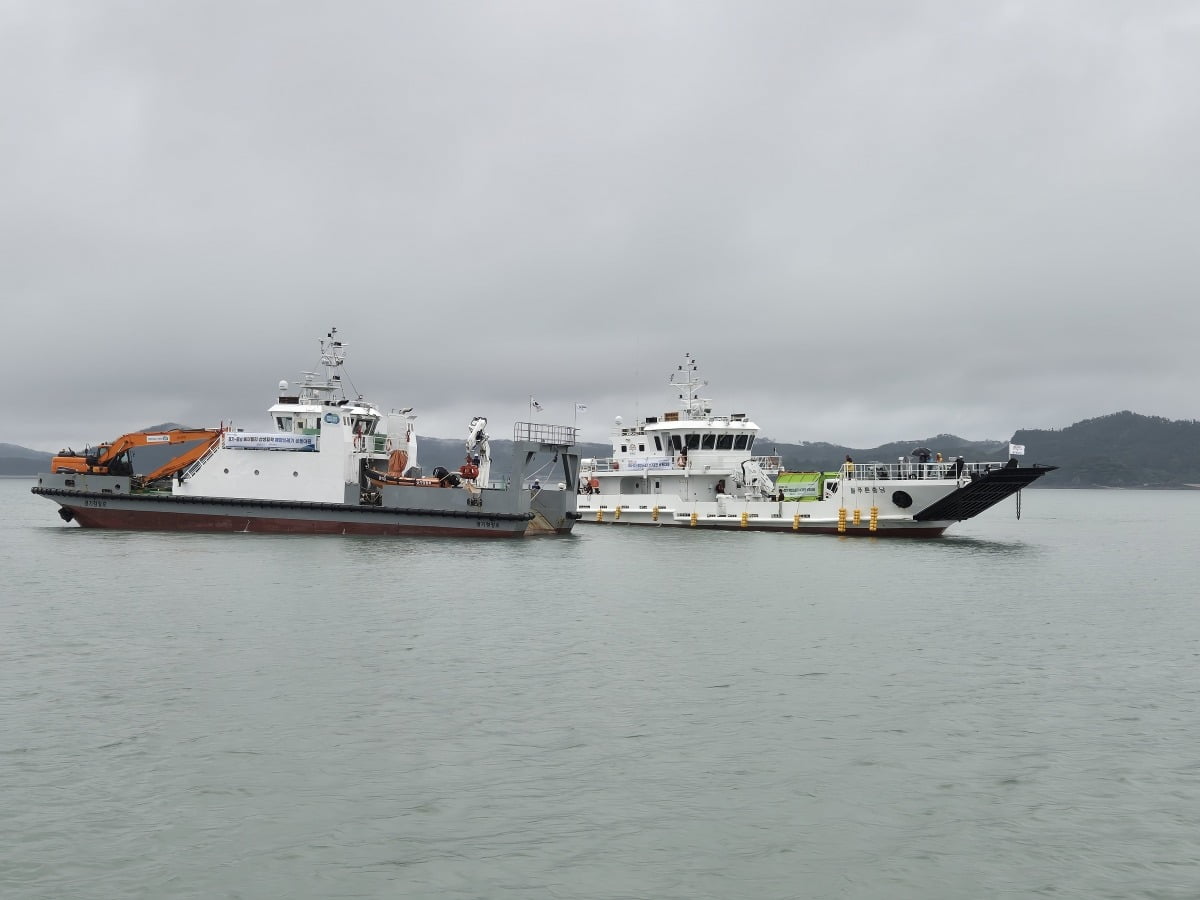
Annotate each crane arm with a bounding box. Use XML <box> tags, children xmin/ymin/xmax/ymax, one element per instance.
<box><xmin>101</xmin><ymin>429</ymin><xmax>224</xmax><ymax>463</ymax></box>
<box><xmin>51</xmin><ymin>428</ymin><xmax>224</xmax><ymax>477</ymax></box>
<box><xmin>135</xmin><ymin>432</ymin><xmax>224</xmax><ymax>485</ymax></box>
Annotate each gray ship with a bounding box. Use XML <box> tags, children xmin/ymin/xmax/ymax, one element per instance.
<box><xmin>32</xmin><ymin>330</ymin><xmax>580</xmax><ymax>538</ymax></box>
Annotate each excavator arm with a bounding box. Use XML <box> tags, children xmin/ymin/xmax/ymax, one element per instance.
<box><xmin>51</xmin><ymin>428</ymin><xmax>224</xmax><ymax>481</ymax></box>
<box><xmin>135</xmin><ymin>431</ymin><xmax>223</xmax><ymax>485</ymax></box>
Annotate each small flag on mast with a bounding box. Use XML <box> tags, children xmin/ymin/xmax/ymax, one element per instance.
<box><xmin>532</xmin><ymin>399</ymin><xmax>543</xmax><ymax>412</ymax></box>
<box><xmin>576</xmin><ymin>403</ymin><xmax>587</xmax><ymax>412</ymax></box>
<box><xmin>1009</xmin><ymin>443</ymin><xmax>1025</xmax><ymax>456</ymax></box>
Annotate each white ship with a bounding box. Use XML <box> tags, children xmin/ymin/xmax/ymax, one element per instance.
<box><xmin>33</xmin><ymin>330</ymin><xmax>580</xmax><ymax>537</ymax></box>
<box><xmin>576</xmin><ymin>354</ymin><xmax>1055</xmax><ymax>537</ymax></box>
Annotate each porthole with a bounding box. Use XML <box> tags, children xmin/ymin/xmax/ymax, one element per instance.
<box><xmin>892</xmin><ymin>490</ymin><xmax>913</xmax><ymax>509</ymax></box>
<box><xmin>223</xmin><ymin>468</ymin><xmax>229</xmax><ymax>474</ymax></box>
<box><xmin>293</xmin><ymin>471</ymin><xmax>299</xmax><ymax>477</ymax></box>
<box><xmin>254</xmin><ymin>469</ymin><xmax>260</xmax><ymax>476</ymax></box>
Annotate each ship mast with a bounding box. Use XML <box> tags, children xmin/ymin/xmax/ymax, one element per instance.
<box><xmin>669</xmin><ymin>353</ymin><xmax>711</xmax><ymax>419</ymax></box>
<box><xmin>298</xmin><ymin>327</ymin><xmax>348</xmax><ymax>406</ymax></box>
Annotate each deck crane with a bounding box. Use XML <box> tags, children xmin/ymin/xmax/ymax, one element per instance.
<box><xmin>461</xmin><ymin>416</ymin><xmax>492</xmax><ymax>485</ymax></box>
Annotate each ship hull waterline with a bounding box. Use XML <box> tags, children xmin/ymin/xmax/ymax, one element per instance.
<box><xmin>580</xmin><ymin>511</ymin><xmax>951</xmax><ymax>537</ymax></box>
<box><xmin>36</xmin><ymin>489</ymin><xmax>533</xmax><ymax>538</ymax></box>
<box><xmin>576</xmin><ymin>464</ymin><xmax>1056</xmax><ymax>537</ymax></box>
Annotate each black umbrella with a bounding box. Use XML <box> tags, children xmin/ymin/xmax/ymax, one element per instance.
<box><xmin>911</xmin><ymin>446</ymin><xmax>932</xmax><ymax>457</ymax></box>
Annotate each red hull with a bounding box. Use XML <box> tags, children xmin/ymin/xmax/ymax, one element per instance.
<box><xmin>65</xmin><ymin>505</ymin><xmax>526</xmax><ymax>538</ymax></box>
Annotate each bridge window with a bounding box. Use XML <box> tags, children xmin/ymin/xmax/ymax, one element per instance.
<box><xmin>717</xmin><ymin>434</ymin><xmax>734</xmax><ymax>450</ymax></box>
<box><xmin>701</xmin><ymin>434</ymin><xmax>716</xmax><ymax>450</ymax></box>
<box><xmin>653</xmin><ymin>436</ymin><xmax>663</xmax><ymax>451</ymax></box>
<box><xmin>685</xmin><ymin>434</ymin><xmax>701</xmax><ymax>450</ymax></box>
<box><xmin>734</xmin><ymin>434</ymin><xmax>748</xmax><ymax>450</ymax></box>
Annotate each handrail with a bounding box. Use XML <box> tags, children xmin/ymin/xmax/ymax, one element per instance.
<box><xmin>180</xmin><ymin>440</ymin><xmax>221</xmax><ymax>480</ymax></box>
<box><xmin>840</xmin><ymin>460</ymin><xmax>1015</xmax><ymax>481</ymax></box>
<box><xmin>513</xmin><ymin>421</ymin><xmax>577</xmax><ymax>446</ymax></box>
<box><xmin>577</xmin><ymin>456</ymin><xmax>1019</xmax><ymax>481</ymax></box>
<box><xmin>580</xmin><ymin>453</ymin><xmax>783</xmax><ymax>474</ymax></box>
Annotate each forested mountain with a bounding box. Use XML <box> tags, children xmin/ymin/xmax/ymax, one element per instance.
<box><xmin>5</xmin><ymin>411</ymin><xmax>1199</xmax><ymax>487</ymax></box>
<box><xmin>755</xmin><ymin>412</ymin><xmax>1198</xmax><ymax>487</ymax></box>
<box><xmin>1011</xmin><ymin>412</ymin><xmax>1200</xmax><ymax>487</ymax></box>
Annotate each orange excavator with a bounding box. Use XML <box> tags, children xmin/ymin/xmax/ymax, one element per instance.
<box><xmin>52</xmin><ymin>428</ymin><xmax>224</xmax><ymax>486</ymax></box>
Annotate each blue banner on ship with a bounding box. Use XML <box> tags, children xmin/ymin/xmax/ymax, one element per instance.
<box><xmin>225</xmin><ymin>433</ymin><xmax>317</xmax><ymax>451</ymax></box>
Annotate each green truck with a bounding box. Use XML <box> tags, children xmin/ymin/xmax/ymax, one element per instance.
<box><xmin>775</xmin><ymin>471</ymin><xmax>839</xmax><ymax>501</ymax></box>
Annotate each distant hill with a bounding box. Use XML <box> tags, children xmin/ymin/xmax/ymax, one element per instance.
<box><xmin>5</xmin><ymin>411</ymin><xmax>1199</xmax><ymax>486</ymax></box>
<box><xmin>1011</xmin><ymin>411</ymin><xmax>1200</xmax><ymax>488</ymax></box>
<box><xmin>0</xmin><ymin>443</ymin><xmax>52</xmax><ymax>475</ymax></box>
<box><xmin>0</xmin><ymin>424</ymin><xmax>203</xmax><ymax>477</ymax></box>
<box><xmin>756</xmin><ymin>413</ymin><xmax>1200</xmax><ymax>488</ymax></box>
<box><xmin>757</xmin><ymin>434</ymin><xmax>1010</xmax><ymax>476</ymax></box>
<box><xmin>420</xmin><ymin>414</ymin><xmax>1200</xmax><ymax>489</ymax></box>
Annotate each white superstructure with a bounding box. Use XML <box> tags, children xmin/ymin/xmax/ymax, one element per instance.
<box><xmin>35</xmin><ymin>328</ymin><xmax>583</xmax><ymax>537</ymax></box>
<box><xmin>577</xmin><ymin>354</ymin><xmax>1054</xmax><ymax>536</ymax></box>
<box><xmin>175</xmin><ymin>328</ymin><xmax>407</xmax><ymax>503</ymax></box>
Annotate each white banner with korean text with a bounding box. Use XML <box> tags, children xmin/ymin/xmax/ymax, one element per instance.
<box><xmin>620</xmin><ymin>456</ymin><xmax>675</xmax><ymax>472</ymax></box>
<box><xmin>225</xmin><ymin>432</ymin><xmax>317</xmax><ymax>451</ymax></box>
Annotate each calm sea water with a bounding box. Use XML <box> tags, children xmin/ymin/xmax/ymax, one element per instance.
<box><xmin>3</xmin><ymin>479</ymin><xmax>1199</xmax><ymax>900</ymax></box>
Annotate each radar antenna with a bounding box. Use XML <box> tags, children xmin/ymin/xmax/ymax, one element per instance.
<box><xmin>669</xmin><ymin>353</ymin><xmax>711</xmax><ymax>418</ymax></box>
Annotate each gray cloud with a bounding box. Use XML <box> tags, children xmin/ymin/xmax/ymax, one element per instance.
<box><xmin>4</xmin><ymin>1</ymin><xmax>1198</xmax><ymax>452</ymax></box>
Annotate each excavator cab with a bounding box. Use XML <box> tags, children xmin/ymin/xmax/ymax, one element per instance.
<box><xmin>105</xmin><ymin>450</ymin><xmax>134</xmax><ymax>476</ymax></box>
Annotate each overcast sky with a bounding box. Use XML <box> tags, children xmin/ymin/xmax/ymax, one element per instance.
<box><xmin>4</xmin><ymin>1</ymin><xmax>1198</xmax><ymax>453</ymax></box>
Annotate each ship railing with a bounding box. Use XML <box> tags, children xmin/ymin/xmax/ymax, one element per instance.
<box><xmin>751</xmin><ymin>454</ymin><xmax>783</xmax><ymax>473</ymax></box>
<box><xmin>581</xmin><ymin>457</ymin><xmax>660</xmax><ymax>473</ymax></box>
<box><xmin>840</xmin><ymin>460</ymin><xmax>1017</xmax><ymax>481</ymax></box>
<box><xmin>180</xmin><ymin>439</ymin><xmax>222</xmax><ymax>481</ymax></box>
<box><xmin>513</xmin><ymin>421</ymin><xmax>577</xmax><ymax>446</ymax></box>
<box><xmin>580</xmin><ymin>453</ymin><xmax>784</xmax><ymax>474</ymax></box>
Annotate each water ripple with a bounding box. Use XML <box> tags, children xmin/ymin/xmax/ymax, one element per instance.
<box><xmin>4</xmin><ymin>483</ymin><xmax>1200</xmax><ymax>898</ymax></box>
